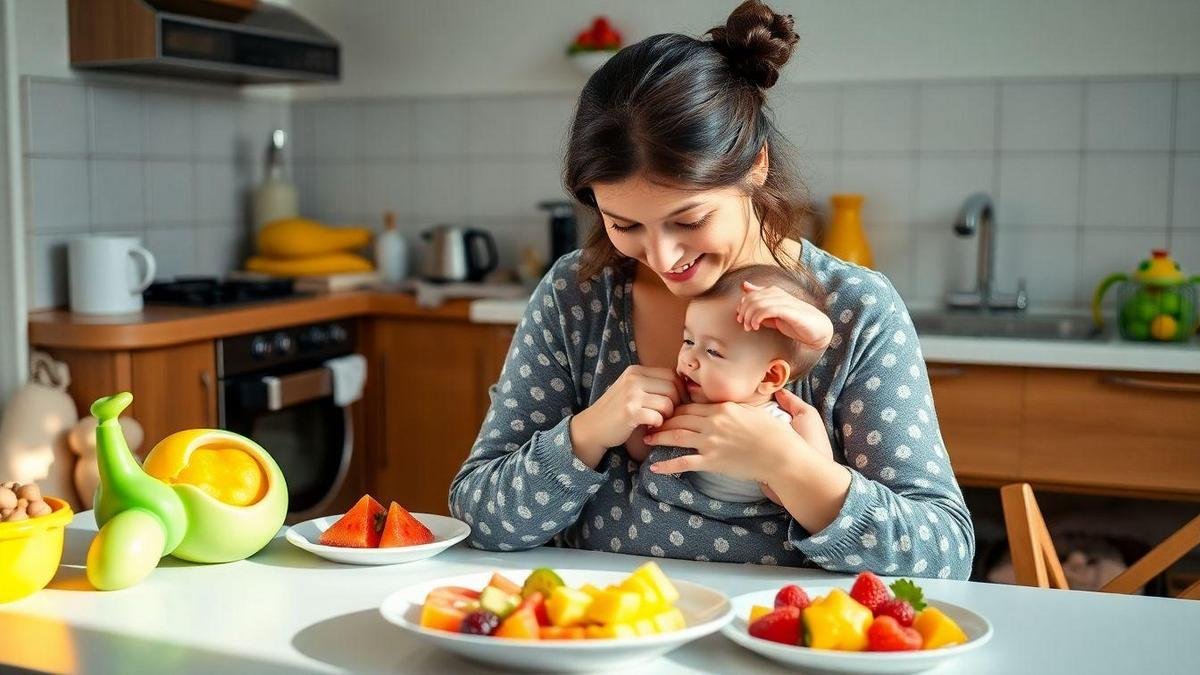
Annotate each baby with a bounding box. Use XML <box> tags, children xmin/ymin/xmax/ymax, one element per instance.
<box><xmin>676</xmin><ymin>264</ymin><xmax>828</xmax><ymax>503</ymax></box>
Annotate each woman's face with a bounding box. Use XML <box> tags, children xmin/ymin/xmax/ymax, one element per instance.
<box><xmin>591</xmin><ymin>174</ymin><xmax>761</xmax><ymax>297</ymax></box>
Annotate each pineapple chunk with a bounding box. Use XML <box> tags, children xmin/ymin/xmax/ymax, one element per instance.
<box><xmin>620</xmin><ymin>575</ymin><xmax>666</xmax><ymax>611</ymax></box>
<box><xmin>586</xmin><ymin>589</ymin><xmax>642</xmax><ymax>625</ymax></box>
<box><xmin>546</xmin><ymin>587</ymin><xmax>593</xmax><ymax>627</ymax></box>
<box><xmin>632</xmin><ymin>618</ymin><xmax>658</xmax><ymax>636</ymax></box>
<box><xmin>651</xmin><ymin>607</ymin><xmax>687</xmax><ymax>633</ymax></box>
<box><xmin>585</xmin><ymin>623</ymin><xmax>638</xmax><ymax>639</ymax></box>
<box><xmin>630</xmin><ymin>561</ymin><xmax>680</xmax><ymax>605</ymax></box>
<box><xmin>579</xmin><ymin>583</ymin><xmax>604</xmax><ymax>599</ymax></box>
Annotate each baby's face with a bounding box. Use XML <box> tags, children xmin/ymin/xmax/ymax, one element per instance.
<box><xmin>677</xmin><ymin>295</ymin><xmax>783</xmax><ymax>404</ymax></box>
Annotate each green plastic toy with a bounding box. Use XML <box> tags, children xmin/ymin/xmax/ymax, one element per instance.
<box><xmin>87</xmin><ymin>392</ymin><xmax>289</xmax><ymax>591</ymax></box>
<box><xmin>1092</xmin><ymin>249</ymin><xmax>1200</xmax><ymax>342</ymax></box>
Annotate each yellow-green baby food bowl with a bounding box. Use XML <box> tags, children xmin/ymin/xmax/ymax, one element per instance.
<box><xmin>0</xmin><ymin>497</ymin><xmax>74</xmax><ymax>603</ymax></box>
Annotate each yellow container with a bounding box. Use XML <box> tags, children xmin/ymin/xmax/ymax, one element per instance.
<box><xmin>0</xmin><ymin>497</ymin><xmax>74</xmax><ymax>603</ymax></box>
<box><xmin>822</xmin><ymin>194</ymin><xmax>875</xmax><ymax>268</ymax></box>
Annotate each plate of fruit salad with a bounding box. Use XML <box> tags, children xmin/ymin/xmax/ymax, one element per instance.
<box><xmin>721</xmin><ymin>572</ymin><xmax>992</xmax><ymax>674</ymax></box>
<box><xmin>379</xmin><ymin>563</ymin><xmax>733</xmax><ymax>672</ymax></box>
<box><xmin>285</xmin><ymin>494</ymin><xmax>470</xmax><ymax>565</ymax></box>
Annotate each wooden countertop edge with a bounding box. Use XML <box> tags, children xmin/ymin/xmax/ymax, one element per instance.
<box><xmin>28</xmin><ymin>292</ymin><xmax>476</xmax><ymax>350</ymax></box>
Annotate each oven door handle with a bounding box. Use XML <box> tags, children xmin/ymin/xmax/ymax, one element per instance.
<box><xmin>260</xmin><ymin>368</ymin><xmax>333</xmax><ymax>412</ymax></box>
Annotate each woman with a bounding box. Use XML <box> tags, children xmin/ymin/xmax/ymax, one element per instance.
<box><xmin>449</xmin><ymin>0</ymin><xmax>974</xmax><ymax>579</ymax></box>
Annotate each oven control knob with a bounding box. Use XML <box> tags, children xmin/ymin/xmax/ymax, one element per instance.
<box><xmin>329</xmin><ymin>324</ymin><xmax>348</xmax><ymax>344</ymax></box>
<box><xmin>304</xmin><ymin>326</ymin><xmax>329</xmax><ymax>349</ymax></box>
<box><xmin>251</xmin><ymin>336</ymin><xmax>272</xmax><ymax>360</ymax></box>
<box><xmin>273</xmin><ymin>332</ymin><xmax>295</xmax><ymax>356</ymax></box>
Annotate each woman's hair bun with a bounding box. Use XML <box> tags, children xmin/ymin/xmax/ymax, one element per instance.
<box><xmin>707</xmin><ymin>0</ymin><xmax>799</xmax><ymax>89</ymax></box>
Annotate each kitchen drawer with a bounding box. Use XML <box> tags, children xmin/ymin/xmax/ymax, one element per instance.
<box><xmin>1023</xmin><ymin>369</ymin><xmax>1200</xmax><ymax>497</ymax></box>
<box><xmin>926</xmin><ymin>363</ymin><xmax>1023</xmax><ymax>481</ymax></box>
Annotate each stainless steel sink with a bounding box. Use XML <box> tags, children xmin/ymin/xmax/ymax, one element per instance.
<box><xmin>909</xmin><ymin>310</ymin><xmax>1102</xmax><ymax>341</ymax></box>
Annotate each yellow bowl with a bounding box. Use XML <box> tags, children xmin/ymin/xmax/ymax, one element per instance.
<box><xmin>0</xmin><ymin>497</ymin><xmax>74</xmax><ymax>603</ymax></box>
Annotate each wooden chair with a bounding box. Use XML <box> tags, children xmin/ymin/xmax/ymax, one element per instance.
<box><xmin>1000</xmin><ymin>483</ymin><xmax>1200</xmax><ymax>599</ymax></box>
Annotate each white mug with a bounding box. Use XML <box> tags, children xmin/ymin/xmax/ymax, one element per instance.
<box><xmin>67</xmin><ymin>236</ymin><xmax>157</xmax><ymax>315</ymax></box>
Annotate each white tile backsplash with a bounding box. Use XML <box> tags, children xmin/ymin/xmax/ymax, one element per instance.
<box><xmin>1079</xmin><ymin>229</ymin><xmax>1169</xmax><ymax>305</ymax></box>
<box><xmin>145</xmin><ymin>226</ymin><xmax>199</xmax><ymax>280</ymax></box>
<box><xmin>993</xmin><ymin>228</ymin><xmax>1079</xmax><ymax>305</ymax></box>
<box><xmin>517</xmin><ymin>94</ymin><xmax>576</xmax><ymax>158</ymax></box>
<box><xmin>469</xmin><ymin>160</ymin><xmax>522</xmax><ymax>220</ymax></box>
<box><xmin>841</xmin><ymin>84</ymin><xmax>918</xmax><ymax>153</ymax></box>
<box><xmin>915</xmin><ymin>155</ymin><xmax>995</xmax><ymax>224</ymax></box>
<box><xmin>312</xmin><ymin>102</ymin><xmax>361</xmax><ymax>160</ymax></box>
<box><xmin>840</xmin><ymin>156</ymin><xmax>916</xmax><ymax>225</ymax></box>
<box><xmin>467</xmin><ymin>97</ymin><xmax>520</xmax><ymax>158</ymax></box>
<box><xmin>144</xmin><ymin>160</ymin><xmax>195</xmax><ymax>225</ymax></box>
<box><xmin>1176</xmin><ymin>79</ymin><xmax>1200</xmax><ymax>152</ymax></box>
<box><xmin>192</xmin><ymin>97</ymin><xmax>239</xmax><ymax>159</ymax></box>
<box><xmin>773</xmin><ymin>85</ymin><xmax>840</xmax><ymax>153</ymax></box>
<box><xmin>91</xmin><ymin>87</ymin><xmax>144</xmax><ymax>157</ymax></box>
<box><xmin>27</xmin><ymin>158</ymin><xmax>90</xmax><ymax>232</ymax></box>
<box><xmin>362</xmin><ymin>162</ymin><xmax>413</xmax><ymax>222</ymax></box>
<box><xmin>918</xmin><ymin>83</ymin><xmax>997</xmax><ymax>152</ymax></box>
<box><xmin>412</xmin><ymin>160</ymin><xmax>469</xmax><ymax>220</ymax></box>
<box><xmin>145</xmin><ymin>91</ymin><xmax>194</xmax><ymax>158</ymax></box>
<box><xmin>28</xmin><ymin>233</ymin><xmax>73</xmax><ymax>309</ymax></box>
<box><xmin>361</xmin><ymin>101</ymin><xmax>413</xmax><ymax>159</ymax></box>
<box><xmin>1081</xmin><ymin>152</ymin><xmax>1171</xmax><ymax>230</ymax></box>
<box><xmin>312</xmin><ymin>163</ymin><xmax>363</xmax><ymax>222</ymax></box>
<box><xmin>90</xmin><ymin>159</ymin><xmax>144</xmax><ymax>228</ymax></box>
<box><xmin>195</xmin><ymin>161</ymin><xmax>240</xmax><ymax>225</ymax></box>
<box><xmin>414</xmin><ymin>99</ymin><xmax>469</xmax><ymax>159</ymax></box>
<box><xmin>999</xmin><ymin>81</ymin><xmax>1084</xmax><ymax>151</ymax></box>
<box><xmin>997</xmin><ymin>153</ymin><xmax>1081</xmax><ymax>227</ymax></box>
<box><xmin>1172</xmin><ymin>155</ymin><xmax>1200</xmax><ymax>231</ymax></box>
<box><xmin>1084</xmin><ymin>80</ymin><xmax>1174</xmax><ymax>151</ymax></box>
<box><xmin>26</xmin><ymin>81</ymin><xmax>88</xmax><ymax>155</ymax></box>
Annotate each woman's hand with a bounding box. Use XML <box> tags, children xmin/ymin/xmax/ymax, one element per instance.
<box><xmin>641</xmin><ymin>402</ymin><xmax>800</xmax><ymax>482</ymax></box>
<box><xmin>570</xmin><ymin>366</ymin><xmax>685</xmax><ymax>468</ymax></box>
<box><xmin>737</xmin><ymin>281</ymin><xmax>834</xmax><ymax>349</ymax></box>
<box><xmin>775</xmin><ymin>388</ymin><xmax>834</xmax><ymax>462</ymax></box>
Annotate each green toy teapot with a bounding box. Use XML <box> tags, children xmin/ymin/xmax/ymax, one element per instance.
<box><xmin>1092</xmin><ymin>249</ymin><xmax>1200</xmax><ymax>342</ymax></box>
<box><xmin>88</xmin><ymin>392</ymin><xmax>288</xmax><ymax>590</ymax></box>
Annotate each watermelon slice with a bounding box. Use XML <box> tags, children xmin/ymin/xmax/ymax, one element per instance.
<box><xmin>379</xmin><ymin>501</ymin><xmax>435</xmax><ymax>547</ymax></box>
<box><xmin>319</xmin><ymin>494</ymin><xmax>386</xmax><ymax>547</ymax></box>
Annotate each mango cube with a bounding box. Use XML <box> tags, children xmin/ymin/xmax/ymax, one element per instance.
<box><xmin>629</xmin><ymin>561</ymin><xmax>680</xmax><ymax>605</ymax></box>
<box><xmin>651</xmin><ymin>607</ymin><xmax>687</xmax><ymax>633</ymax></box>
<box><xmin>585</xmin><ymin>589</ymin><xmax>642</xmax><ymax>625</ymax></box>
<box><xmin>546</xmin><ymin>586</ymin><xmax>593</xmax><ymax>627</ymax></box>
<box><xmin>579</xmin><ymin>583</ymin><xmax>604</xmax><ymax>599</ymax></box>
<box><xmin>632</xmin><ymin>618</ymin><xmax>658</xmax><ymax>636</ymax></box>
<box><xmin>802</xmin><ymin>589</ymin><xmax>872</xmax><ymax>651</ymax></box>
<box><xmin>620</xmin><ymin>575</ymin><xmax>666</xmax><ymax>612</ymax></box>
<box><xmin>585</xmin><ymin>623</ymin><xmax>638</xmax><ymax>639</ymax></box>
<box><xmin>912</xmin><ymin>607</ymin><xmax>968</xmax><ymax>649</ymax></box>
<box><xmin>748</xmin><ymin>604</ymin><xmax>773</xmax><ymax>623</ymax></box>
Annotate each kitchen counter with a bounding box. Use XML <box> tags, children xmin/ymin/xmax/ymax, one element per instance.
<box><xmin>470</xmin><ymin>298</ymin><xmax>1200</xmax><ymax>374</ymax></box>
<box><xmin>1</xmin><ymin>512</ymin><xmax>1196</xmax><ymax>674</ymax></box>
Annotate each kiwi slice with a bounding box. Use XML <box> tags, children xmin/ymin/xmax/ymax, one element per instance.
<box><xmin>522</xmin><ymin>567</ymin><xmax>565</xmax><ymax>599</ymax></box>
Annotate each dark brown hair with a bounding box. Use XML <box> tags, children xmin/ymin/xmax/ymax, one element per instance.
<box><xmin>564</xmin><ymin>0</ymin><xmax>815</xmax><ymax>281</ymax></box>
<box><xmin>695</xmin><ymin>264</ymin><xmax>828</xmax><ymax>382</ymax></box>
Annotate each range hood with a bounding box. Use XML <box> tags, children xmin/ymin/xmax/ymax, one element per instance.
<box><xmin>68</xmin><ymin>0</ymin><xmax>339</xmax><ymax>85</ymax></box>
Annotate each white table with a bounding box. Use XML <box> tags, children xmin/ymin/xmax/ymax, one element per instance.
<box><xmin>1</xmin><ymin>512</ymin><xmax>1196</xmax><ymax>674</ymax></box>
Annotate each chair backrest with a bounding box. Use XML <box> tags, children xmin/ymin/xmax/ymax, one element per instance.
<box><xmin>1000</xmin><ymin>482</ymin><xmax>1200</xmax><ymax>600</ymax></box>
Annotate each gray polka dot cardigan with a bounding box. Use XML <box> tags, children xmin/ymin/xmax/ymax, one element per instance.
<box><xmin>448</xmin><ymin>244</ymin><xmax>976</xmax><ymax>580</ymax></box>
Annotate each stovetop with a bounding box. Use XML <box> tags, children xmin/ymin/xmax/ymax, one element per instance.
<box><xmin>144</xmin><ymin>277</ymin><xmax>299</xmax><ymax>307</ymax></box>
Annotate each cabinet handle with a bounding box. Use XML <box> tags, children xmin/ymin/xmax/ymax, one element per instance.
<box><xmin>378</xmin><ymin>352</ymin><xmax>390</xmax><ymax>471</ymax></box>
<box><xmin>927</xmin><ymin>366</ymin><xmax>965</xmax><ymax>379</ymax></box>
<box><xmin>1101</xmin><ymin>375</ymin><xmax>1200</xmax><ymax>395</ymax></box>
<box><xmin>200</xmin><ymin>370</ymin><xmax>214</xmax><ymax>425</ymax></box>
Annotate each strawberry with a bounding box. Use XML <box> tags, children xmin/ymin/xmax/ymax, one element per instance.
<box><xmin>849</xmin><ymin>571</ymin><xmax>891</xmax><ymax>613</ymax></box>
<box><xmin>867</xmin><ymin>615</ymin><xmax>923</xmax><ymax>651</ymax></box>
<box><xmin>748</xmin><ymin>606</ymin><xmax>802</xmax><ymax>645</ymax></box>
<box><xmin>773</xmin><ymin>584</ymin><xmax>811</xmax><ymax>611</ymax></box>
<box><xmin>874</xmin><ymin>598</ymin><xmax>915</xmax><ymax>626</ymax></box>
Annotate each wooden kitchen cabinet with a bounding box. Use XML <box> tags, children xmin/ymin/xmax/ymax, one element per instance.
<box><xmin>364</xmin><ymin>319</ymin><xmax>513</xmax><ymax>515</ymax></box>
<box><xmin>928</xmin><ymin>364</ymin><xmax>1024</xmax><ymax>481</ymax></box>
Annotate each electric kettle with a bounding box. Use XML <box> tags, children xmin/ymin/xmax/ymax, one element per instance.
<box><xmin>419</xmin><ymin>225</ymin><xmax>498</xmax><ymax>283</ymax></box>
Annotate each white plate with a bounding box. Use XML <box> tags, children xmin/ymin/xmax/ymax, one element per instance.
<box><xmin>379</xmin><ymin>569</ymin><xmax>733</xmax><ymax>672</ymax></box>
<box><xmin>285</xmin><ymin>512</ymin><xmax>470</xmax><ymax>565</ymax></box>
<box><xmin>722</xmin><ymin>586</ymin><xmax>993</xmax><ymax>674</ymax></box>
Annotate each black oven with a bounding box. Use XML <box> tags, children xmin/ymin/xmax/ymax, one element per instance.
<box><xmin>217</xmin><ymin>320</ymin><xmax>358</xmax><ymax>521</ymax></box>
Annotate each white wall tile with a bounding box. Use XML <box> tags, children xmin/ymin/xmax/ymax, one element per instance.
<box><xmin>997</xmin><ymin>153</ymin><xmax>1080</xmax><ymax>227</ymax></box>
<box><xmin>1171</xmin><ymin>231</ymin><xmax>1200</xmax><ymax>273</ymax></box>
<box><xmin>312</xmin><ymin>101</ymin><xmax>361</xmax><ymax>160</ymax></box>
<box><xmin>1172</xmin><ymin>155</ymin><xmax>1200</xmax><ymax>231</ymax></box>
<box><xmin>411</xmin><ymin>161</ymin><xmax>468</xmax><ymax>220</ymax></box>
<box><xmin>519</xmin><ymin>159</ymin><xmax>568</xmax><ymax>223</ymax></box>
<box><xmin>90</xmin><ymin>159</ymin><xmax>144</xmax><ymax>228</ymax></box>
<box><xmin>290</xmin><ymin>103</ymin><xmax>316</xmax><ymax>160</ymax></box>
<box><xmin>864</xmin><ymin>221</ymin><xmax>914</xmax><ymax>298</ymax></box>
<box><xmin>914</xmin><ymin>155</ymin><xmax>994</xmax><ymax>225</ymax></box>
<box><xmin>918</xmin><ymin>83</ymin><xmax>997</xmax><ymax>152</ymax></box>
<box><xmin>993</xmin><ymin>228</ymin><xmax>1079</xmax><ymax>306</ymax></box>
<box><xmin>145</xmin><ymin>226</ymin><xmax>198</xmax><ymax>280</ymax></box>
<box><xmin>361</xmin><ymin>100</ymin><xmax>413</xmax><ymax>159</ymax></box>
<box><xmin>26</xmin><ymin>80</ymin><xmax>88</xmax><ymax>156</ymax></box>
<box><xmin>27</xmin><ymin>158</ymin><xmax>89</xmax><ymax>232</ymax></box>
<box><xmin>518</xmin><ymin>94</ymin><xmax>575</xmax><ymax>158</ymax></box>
<box><xmin>1176</xmin><ymin>78</ymin><xmax>1200</xmax><ymax>151</ymax></box>
<box><xmin>293</xmin><ymin>162</ymin><xmax>316</xmax><ymax>215</ymax></box>
<box><xmin>90</xmin><ymin>87</ymin><xmax>144</xmax><ymax>156</ymax></box>
<box><xmin>1079</xmin><ymin>229</ymin><xmax>1168</xmax><ymax>305</ymax></box>
<box><xmin>193</xmin><ymin>97</ymin><xmax>239</xmax><ymax>159</ymax></box>
<box><xmin>144</xmin><ymin>161</ymin><xmax>195</xmax><ymax>225</ymax></box>
<box><xmin>145</xmin><ymin>91</ymin><xmax>193</xmax><ymax>158</ymax></box>
<box><xmin>468</xmin><ymin>161</ymin><xmax>522</xmax><ymax>219</ymax></box>
<box><xmin>840</xmin><ymin>156</ymin><xmax>915</xmax><ymax>225</ymax></box>
<box><xmin>312</xmin><ymin>163</ymin><xmax>363</xmax><ymax>221</ymax></box>
<box><xmin>1084</xmin><ymin>80</ymin><xmax>1174</xmax><ymax>151</ymax></box>
<box><xmin>414</xmin><ymin>99</ymin><xmax>468</xmax><ymax>159</ymax></box>
<box><xmin>841</xmin><ymin>84</ymin><xmax>917</xmax><ymax>153</ymax></box>
<box><xmin>361</xmin><ymin>162</ymin><xmax>412</xmax><ymax>221</ymax></box>
<box><xmin>195</xmin><ymin>162</ymin><xmax>240</xmax><ymax>225</ymax></box>
<box><xmin>912</xmin><ymin>225</ymin><xmax>978</xmax><ymax>304</ymax></box>
<box><xmin>773</xmin><ymin>85</ymin><xmax>840</xmax><ymax>153</ymax></box>
<box><xmin>467</xmin><ymin>97</ymin><xmax>520</xmax><ymax>158</ymax></box>
<box><xmin>798</xmin><ymin>153</ymin><xmax>840</xmax><ymax>216</ymax></box>
<box><xmin>1081</xmin><ymin>153</ymin><xmax>1170</xmax><ymax>229</ymax></box>
<box><xmin>195</xmin><ymin>225</ymin><xmax>245</xmax><ymax>276</ymax></box>
<box><xmin>28</xmin><ymin>233</ymin><xmax>72</xmax><ymax>309</ymax></box>
<box><xmin>999</xmin><ymin>81</ymin><xmax>1083</xmax><ymax>151</ymax></box>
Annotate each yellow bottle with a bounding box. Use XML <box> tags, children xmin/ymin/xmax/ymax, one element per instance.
<box><xmin>822</xmin><ymin>194</ymin><xmax>874</xmax><ymax>268</ymax></box>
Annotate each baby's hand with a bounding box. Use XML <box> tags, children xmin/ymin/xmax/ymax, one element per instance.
<box><xmin>738</xmin><ymin>281</ymin><xmax>834</xmax><ymax>350</ymax></box>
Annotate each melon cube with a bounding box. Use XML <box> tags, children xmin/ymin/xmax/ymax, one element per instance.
<box><xmin>546</xmin><ymin>586</ymin><xmax>593</xmax><ymax>627</ymax></box>
<box><xmin>585</xmin><ymin>589</ymin><xmax>642</xmax><ymax>625</ymax></box>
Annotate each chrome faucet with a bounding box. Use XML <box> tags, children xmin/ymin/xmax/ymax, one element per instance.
<box><xmin>945</xmin><ymin>192</ymin><xmax>1028</xmax><ymax>310</ymax></box>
